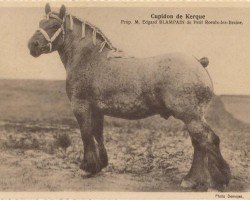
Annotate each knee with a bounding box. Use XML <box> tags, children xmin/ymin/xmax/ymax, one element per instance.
<box><xmin>71</xmin><ymin>100</ymin><xmax>90</xmax><ymax>117</ymax></box>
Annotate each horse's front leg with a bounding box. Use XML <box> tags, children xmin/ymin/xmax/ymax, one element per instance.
<box><xmin>71</xmin><ymin>99</ymin><xmax>102</xmax><ymax>174</ymax></box>
<box><xmin>92</xmin><ymin>110</ymin><xmax>108</xmax><ymax>169</ymax></box>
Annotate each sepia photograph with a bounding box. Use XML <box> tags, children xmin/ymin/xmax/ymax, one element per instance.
<box><xmin>0</xmin><ymin>1</ymin><xmax>249</xmax><ymax>198</ymax></box>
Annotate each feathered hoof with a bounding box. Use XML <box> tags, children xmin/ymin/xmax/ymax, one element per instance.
<box><xmin>80</xmin><ymin>151</ymin><xmax>102</xmax><ymax>175</ymax></box>
<box><xmin>100</xmin><ymin>156</ymin><xmax>108</xmax><ymax>169</ymax></box>
<box><xmin>181</xmin><ymin>152</ymin><xmax>231</xmax><ymax>191</ymax></box>
<box><xmin>207</xmin><ymin>188</ymin><xmax>220</xmax><ymax>192</ymax></box>
<box><xmin>181</xmin><ymin>177</ymin><xmax>208</xmax><ymax>191</ymax></box>
<box><xmin>181</xmin><ymin>179</ymin><xmax>196</xmax><ymax>188</ymax></box>
<box><xmin>206</xmin><ymin>151</ymin><xmax>231</xmax><ymax>191</ymax></box>
<box><xmin>99</xmin><ymin>150</ymin><xmax>108</xmax><ymax>169</ymax></box>
<box><xmin>181</xmin><ymin>177</ymin><xmax>223</xmax><ymax>191</ymax></box>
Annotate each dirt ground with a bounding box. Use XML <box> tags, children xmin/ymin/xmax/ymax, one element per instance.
<box><xmin>0</xmin><ymin>79</ymin><xmax>249</xmax><ymax>192</ymax></box>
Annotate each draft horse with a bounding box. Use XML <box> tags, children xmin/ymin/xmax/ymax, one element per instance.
<box><xmin>28</xmin><ymin>4</ymin><xmax>230</xmax><ymax>190</ymax></box>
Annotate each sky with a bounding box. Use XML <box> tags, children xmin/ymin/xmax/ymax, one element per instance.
<box><xmin>0</xmin><ymin>6</ymin><xmax>249</xmax><ymax>95</ymax></box>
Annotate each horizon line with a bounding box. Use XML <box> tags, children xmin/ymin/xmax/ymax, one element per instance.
<box><xmin>0</xmin><ymin>77</ymin><xmax>249</xmax><ymax>96</ymax></box>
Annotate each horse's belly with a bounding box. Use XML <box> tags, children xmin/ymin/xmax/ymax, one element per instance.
<box><xmin>105</xmin><ymin>110</ymin><xmax>156</xmax><ymax>120</ymax></box>
<box><xmin>95</xmin><ymin>95</ymin><xmax>156</xmax><ymax>119</ymax></box>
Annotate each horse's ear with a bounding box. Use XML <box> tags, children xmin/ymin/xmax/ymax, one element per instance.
<box><xmin>59</xmin><ymin>5</ymin><xmax>66</xmax><ymax>19</ymax></box>
<box><xmin>45</xmin><ymin>3</ymin><xmax>51</xmax><ymax>15</ymax></box>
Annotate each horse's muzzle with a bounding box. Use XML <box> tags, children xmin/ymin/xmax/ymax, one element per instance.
<box><xmin>30</xmin><ymin>49</ymin><xmax>41</xmax><ymax>57</ymax></box>
<box><xmin>28</xmin><ymin>39</ymin><xmax>40</xmax><ymax>57</ymax></box>
<box><xmin>28</xmin><ymin>41</ymin><xmax>51</xmax><ymax>57</ymax></box>
<box><xmin>28</xmin><ymin>45</ymin><xmax>38</xmax><ymax>57</ymax></box>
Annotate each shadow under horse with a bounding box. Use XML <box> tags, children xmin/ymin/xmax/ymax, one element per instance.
<box><xmin>28</xmin><ymin>4</ymin><xmax>231</xmax><ymax>191</ymax></box>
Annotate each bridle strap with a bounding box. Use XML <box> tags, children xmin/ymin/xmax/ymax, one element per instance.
<box><xmin>51</xmin><ymin>27</ymin><xmax>63</xmax><ymax>41</ymax></box>
<box><xmin>37</xmin><ymin>13</ymin><xmax>64</xmax><ymax>52</ymax></box>
<box><xmin>46</xmin><ymin>13</ymin><xmax>63</xmax><ymax>23</ymax></box>
<box><xmin>38</xmin><ymin>27</ymin><xmax>63</xmax><ymax>52</ymax></box>
<box><xmin>38</xmin><ymin>28</ymin><xmax>51</xmax><ymax>42</ymax></box>
<box><xmin>38</xmin><ymin>28</ymin><xmax>52</xmax><ymax>51</ymax></box>
<box><xmin>38</xmin><ymin>13</ymin><xmax>107</xmax><ymax>53</ymax></box>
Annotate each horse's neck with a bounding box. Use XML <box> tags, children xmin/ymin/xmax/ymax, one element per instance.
<box><xmin>58</xmin><ymin>17</ymin><xmax>106</xmax><ymax>70</ymax></box>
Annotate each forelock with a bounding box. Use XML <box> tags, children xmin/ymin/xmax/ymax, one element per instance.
<box><xmin>39</xmin><ymin>18</ymin><xmax>61</xmax><ymax>28</ymax></box>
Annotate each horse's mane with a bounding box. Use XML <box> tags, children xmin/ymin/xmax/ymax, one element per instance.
<box><xmin>68</xmin><ymin>13</ymin><xmax>117</xmax><ymax>51</ymax></box>
<box><xmin>49</xmin><ymin>11</ymin><xmax>118</xmax><ymax>52</ymax></box>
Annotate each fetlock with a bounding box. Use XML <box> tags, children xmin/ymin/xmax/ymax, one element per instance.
<box><xmin>98</xmin><ymin>145</ymin><xmax>108</xmax><ymax>168</ymax></box>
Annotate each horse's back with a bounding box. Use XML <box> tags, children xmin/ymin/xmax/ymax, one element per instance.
<box><xmin>107</xmin><ymin>52</ymin><xmax>213</xmax><ymax>91</ymax></box>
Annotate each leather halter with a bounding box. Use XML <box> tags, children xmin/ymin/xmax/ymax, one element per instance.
<box><xmin>38</xmin><ymin>13</ymin><xmax>65</xmax><ymax>52</ymax></box>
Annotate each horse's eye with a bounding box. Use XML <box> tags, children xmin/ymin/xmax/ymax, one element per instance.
<box><xmin>52</xmin><ymin>25</ymin><xmax>59</xmax><ymax>29</ymax></box>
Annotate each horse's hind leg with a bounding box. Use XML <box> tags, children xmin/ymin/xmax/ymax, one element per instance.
<box><xmin>181</xmin><ymin>117</ymin><xmax>231</xmax><ymax>190</ymax></box>
<box><xmin>180</xmin><ymin>136</ymin><xmax>207</xmax><ymax>189</ymax></box>
<box><xmin>92</xmin><ymin>110</ymin><xmax>108</xmax><ymax>169</ymax></box>
<box><xmin>162</xmin><ymin>86</ymin><xmax>230</xmax><ymax>190</ymax></box>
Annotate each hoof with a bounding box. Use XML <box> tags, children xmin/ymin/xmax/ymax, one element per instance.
<box><xmin>100</xmin><ymin>152</ymin><xmax>108</xmax><ymax>169</ymax></box>
<box><xmin>181</xmin><ymin>157</ymin><xmax>230</xmax><ymax>192</ymax></box>
<box><xmin>207</xmin><ymin>151</ymin><xmax>231</xmax><ymax>190</ymax></box>
<box><xmin>207</xmin><ymin>188</ymin><xmax>220</xmax><ymax>192</ymax></box>
<box><xmin>80</xmin><ymin>151</ymin><xmax>102</xmax><ymax>174</ymax></box>
<box><xmin>98</xmin><ymin>145</ymin><xmax>108</xmax><ymax>169</ymax></box>
<box><xmin>181</xmin><ymin>177</ymin><xmax>208</xmax><ymax>191</ymax></box>
<box><xmin>181</xmin><ymin>179</ymin><xmax>196</xmax><ymax>188</ymax></box>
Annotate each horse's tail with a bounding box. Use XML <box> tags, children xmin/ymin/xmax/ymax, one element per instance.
<box><xmin>198</xmin><ymin>57</ymin><xmax>209</xmax><ymax>68</ymax></box>
<box><xmin>198</xmin><ymin>56</ymin><xmax>214</xmax><ymax>91</ymax></box>
<box><xmin>194</xmin><ymin>56</ymin><xmax>213</xmax><ymax>90</ymax></box>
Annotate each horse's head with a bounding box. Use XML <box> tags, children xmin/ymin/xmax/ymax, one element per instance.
<box><xmin>28</xmin><ymin>4</ymin><xmax>66</xmax><ymax>57</ymax></box>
